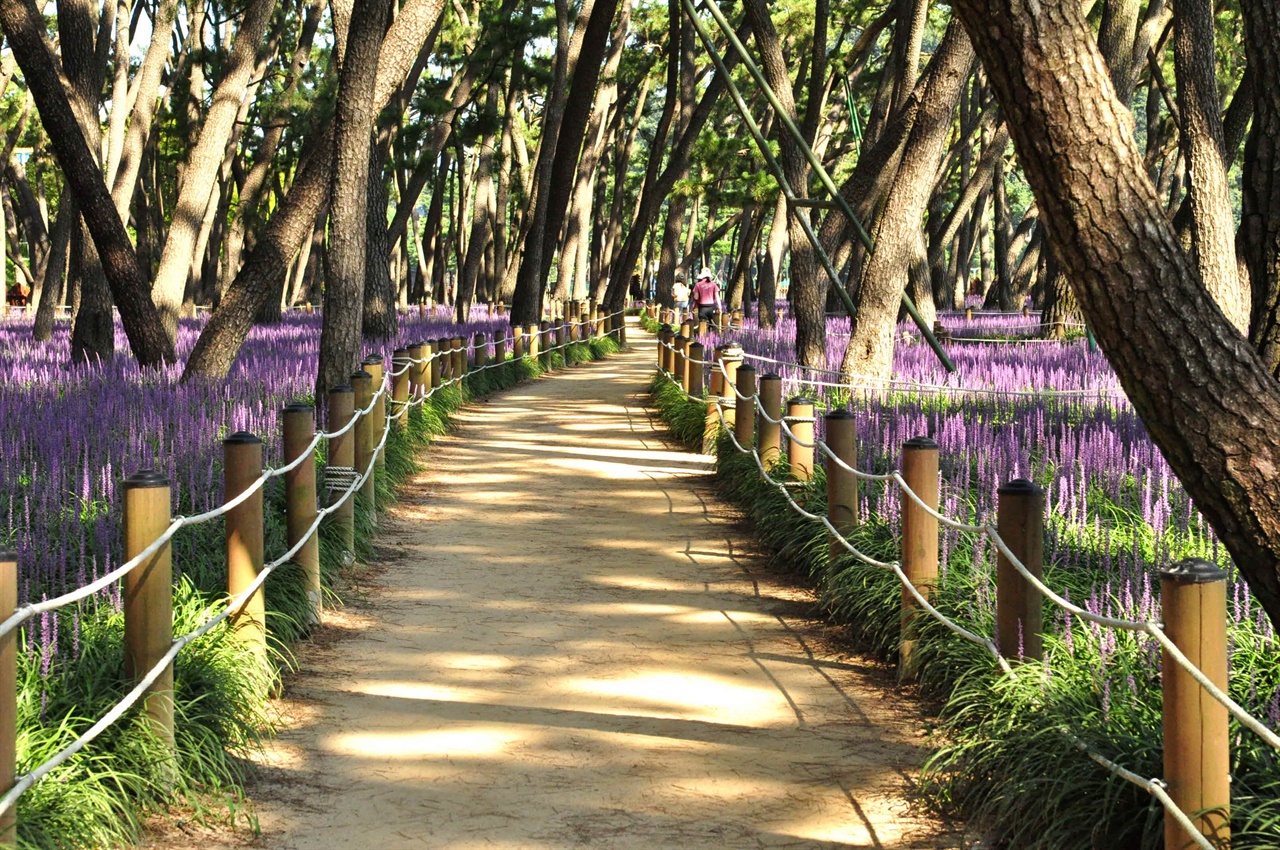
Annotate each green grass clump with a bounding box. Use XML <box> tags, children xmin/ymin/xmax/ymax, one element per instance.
<box><xmin>10</xmin><ymin>338</ymin><xmax>620</xmax><ymax>849</ymax></box>
<box><xmin>649</xmin><ymin>372</ymin><xmax>1280</xmax><ymax>850</ymax></box>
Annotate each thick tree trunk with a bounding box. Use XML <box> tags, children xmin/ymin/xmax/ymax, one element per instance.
<box><xmin>758</xmin><ymin>193</ymin><xmax>787</xmax><ymax>328</ymax></box>
<box><xmin>318</xmin><ymin>0</ymin><xmax>393</xmax><ymax>401</ymax></box>
<box><xmin>743</xmin><ymin>0</ymin><xmax>824</xmax><ymax>367</ymax></box>
<box><xmin>842</xmin><ymin>22</ymin><xmax>975</xmax><ymax>380</ymax></box>
<box><xmin>954</xmin><ymin>0</ymin><xmax>1280</xmax><ymax>626</ymax></box>
<box><xmin>1241</xmin><ymin>4</ymin><xmax>1280</xmax><ymax>374</ymax></box>
<box><xmin>1173</xmin><ymin>0</ymin><xmax>1248</xmax><ymax>332</ymax></box>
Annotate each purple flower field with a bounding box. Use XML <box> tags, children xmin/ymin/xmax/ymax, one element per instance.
<box><xmin>704</xmin><ymin>310</ymin><xmax>1271</xmax><ymax>641</ymax></box>
<box><xmin>0</xmin><ymin>309</ymin><xmax>507</xmax><ymax>613</ymax></box>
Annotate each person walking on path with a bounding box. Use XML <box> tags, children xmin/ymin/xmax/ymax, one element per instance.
<box><xmin>672</xmin><ymin>272</ymin><xmax>691</xmax><ymax>319</ymax></box>
<box><xmin>692</xmin><ymin>266</ymin><xmax>721</xmax><ymax>325</ymax></box>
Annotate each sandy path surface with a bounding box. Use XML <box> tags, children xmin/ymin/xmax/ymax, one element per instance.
<box><xmin>178</xmin><ymin>323</ymin><xmax>958</xmax><ymax>850</ymax></box>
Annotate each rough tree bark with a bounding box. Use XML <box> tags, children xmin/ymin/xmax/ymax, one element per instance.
<box><xmin>317</xmin><ymin>0</ymin><xmax>393</xmax><ymax>402</ymax></box>
<box><xmin>1241</xmin><ymin>2</ymin><xmax>1280</xmax><ymax>374</ymax></box>
<box><xmin>1173</xmin><ymin>0</ymin><xmax>1249</xmax><ymax>332</ymax></box>
<box><xmin>952</xmin><ymin>0</ymin><xmax>1280</xmax><ymax>627</ymax></box>
<box><xmin>183</xmin><ymin>0</ymin><xmax>448</xmax><ymax>381</ymax></box>
<box><xmin>0</xmin><ymin>0</ymin><xmax>173</xmax><ymax>365</ymax></box>
<box><xmin>149</xmin><ymin>0</ymin><xmax>276</xmax><ymax>342</ymax></box>
<box><xmin>842</xmin><ymin>22</ymin><xmax>975</xmax><ymax>380</ymax></box>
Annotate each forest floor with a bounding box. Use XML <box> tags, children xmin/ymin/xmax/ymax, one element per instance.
<box><xmin>146</xmin><ymin>321</ymin><xmax>966</xmax><ymax>850</ymax></box>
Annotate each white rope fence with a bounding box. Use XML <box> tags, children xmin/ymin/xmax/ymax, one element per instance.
<box><xmin>0</xmin><ymin>311</ymin><xmax>626</xmax><ymax>820</ymax></box>
<box><xmin>655</xmin><ymin>343</ymin><xmax>1278</xmax><ymax>850</ymax></box>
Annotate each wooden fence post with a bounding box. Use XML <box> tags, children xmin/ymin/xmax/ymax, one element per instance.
<box><xmin>526</xmin><ymin>324</ymin><xmax>539</xmax><ymax>360</ymax></box>
<box><xmin>540</xmin><ymin>320</ymin><xmax>553</xmax><ymax>370</ymax></box>
<box><xmin>0</xmin><ymin>551</ymin><xmax>13</xmax><ymax>847</ymax></box>
<box><xmin>658</xmin><ymin>325</ymin><xmax>673</xmax><ymax>372</ymax></box>
<box><xmin>757</xmin><ymin>374</ymin><xmax>782</xmax><ymax>467</ymax></box>
<box><xmin>687</xmin><ymin>342</ymin><xmax>705</xmax><ymax>397</ymax></box>
<box><xmin>786</xmin><ymin>397</ymin><xmax>815</xmax><ymax>481</ymax></box>
<box><xmin>282</xmin><ymin>403</ymin><xmax>321</xmax><ymax>623</ymax></box>
<box><xmin>514</xmin><ymin>324</ymin><xmax>526</xmax><ymax>359</ymax></box>
<box><xmin>473</xmin><ymin>332</ymin><xmax>487</xmax><ymax>370</ymax></box>
<box><xmin>673</xmin><ymin>335</ymin><xmax>688</xmax><ymax>391</ymax></box>
<box><xmin>224</xmin><ymin>434</ymin><xmax>266</xmax><ymax>666</ymax></box>
<box><xmin>996</xmin><ymin>479</ymin><xmax>1044</xmax><ymax>660</ymax></box>
<box><xmin>391</xmin><ymin>349</ymin><xmax>410</xmax><ymax>431</ymax></box>
<box><xmin>428</xmin><ymin>340</ymin><xmax>442</xmax><ymax>388</ymax></box>
<box><xmin>116</xmin><ymin>472</ymin><xmax>180</xmax><ymax>772</ymax></box>
<box><xmin>362</xmin><ymin>356</ymin><xmax>386</xmax><ymax>470</ymax></box>
<box><xmin>328</xmin><ymin>383</ymin><xmax>356</xmax><ymax>557</ymax></box>
<box><xmin>719</xmin><ymin>344</ymin><xmax>743</xmax><ymax>432</ymax></box>
<box><xmin>351</xmin><ymin>369</ymin><xmax>376</xmax><ymax>518</ymax></box>
<box><xmin>825</xmin><ymin>410</ymin><xmax>858</xmax><ymax>562</ymax></box>
<box><xmin>451</xmin><ymin>337</ymin><xmax>465</xmax><ymax>378</ymax></box>
<box><xmin>899</xmin><ymin>437</ymin><xmax>939</xmax><ymax>680</ymax></box>
<box><xmin>1162</xmin><ymin>558</ymin><xmax>1230</xmax><ymax>850</ymax></box>
<box><xmin>735</xmin><ymin>364</ymin><xmax>756</xmax><ymax>449</ymax></box>
<box><xmin>436</xmin><ymin>337</ymin><xmax>451</xmax><ymax>382</ymax></box>
<box><xmin>495</xmin><ymin>327</ymin><xmax>507</xmax><ymax>363</ymax></box>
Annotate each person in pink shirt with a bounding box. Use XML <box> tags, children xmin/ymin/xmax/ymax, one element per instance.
<box><xmin>691</xmin><ymin>267</ymin><xmax>721</xmax><ymax>325</ymax></box>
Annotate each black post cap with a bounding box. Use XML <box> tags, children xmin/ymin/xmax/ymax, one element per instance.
<box><xmin>1161</xmin><ymin>558</ymin><xmax>1229</xmax><ymax>584</ymax></box>
<box><xmin>124</xmin><ymin>469</ymin><xmax>169</xmax><ymax>489</ymax></box>
<box><xmin>349</xmin><ymin>369</ymin><xmax>372</xmax><ymax>382</ymax></box>
<box><xmin>362</xmin><ymin>355</ymin><xmax>383</xmax><ymax>367</ymax></box>
<box><xmin>998</xmin><ymin>478</ymin><xmax>1043</xmax><ymax>496</ymax></box>
<box><xmin>329</xmin><ymin>384</ymin><xmax>354</xmax><ymax>394</ymax></box>
<box><xmin>825</xmin><ymin>409</ymin><xmax>855</xmax><ymax>421</ymax></box>
<box><xmin>760</xmin><ymin>373</ymin><xmax>781</xmax><ymax>381</ymax></box>
<box><xmin>788</xmin><ymin>395</ymin><xmax>815</xmax><ymax>406</ymax></box>
<box><xmin>904</xmin><ymin>436</ymin><xmax>939</xmax><ymax>449</ymax></box>
<box><xmin>224</xmin><ymin>431</ymin><xmax>262</xmax><ymax>445</ymax></box>
<box><xmin>283</xmin><ymin>401</ymin><xmax>314</xmax><ymax>414</ymax></box>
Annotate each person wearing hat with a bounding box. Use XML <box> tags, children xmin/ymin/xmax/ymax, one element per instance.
<box><xmin>691</xmin><ymin>266</ymin><xmax>722</xmax><ymax>325</ymax></box>
<box><xmin>672</xmin><ymin>270</ymin><xmax>691</xmax><ymax>318</ymax></box>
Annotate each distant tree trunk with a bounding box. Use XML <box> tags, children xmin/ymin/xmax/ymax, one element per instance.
<box><xmin>955</xmin><ymin>0</ymin><xmax>1280</xmax><ymax>630</ymax></box>
<box><xmin>318</xmin><ymin>0</ymin><xmax>393</xmax><ymax>400</ymax></box>
<box><xmin>149</xmin><ymin>0</ymin><xmax>276</xmax><ymax>343</ymax></box>
<box><xmin>743</xmin><ymin>0</ymin><xmax>824</xmax><ymax>366</ymax></box>
<box><xmin>1173</xmin><ymin>0</ymin><xmax>1248</xmax><ymax>332</ymax></box>
<box><xmin>32</xmin><ymin>203</ymin><xmax>71</xmax><ymax>340</ymax></box>
<box><xmin>656</xmin><ymin>196</ymin><xmax>686</xmax><ymax>308</ymax></box>
<box><xmin>984</xmin><ymin>133</ymin><xmax>1014</xmax><ymax>310</ymax></box>
<box><xmin>456</xmin><ymin>89</ymin><xmax>498</xmax><ymax>321</ymax></box>
<box><xmin>1241</xmin><ymin>2</ymin><xmax>1280</xmax><ymax>373</ymax></box>
<box><xmin>758</xmin><ymin>194</ymin><xmax>787</xmax><ymax>327</ymax></box>
<box><xmin>842</xmin><ymin>22</ymin><xmax>974</xmax><ymax>380</ymax></box>
<box><xmin>361</xmin><ymin>148</ymin><xmax>398</xmax><ymax>339</ymax></box>
<box><xmin>184</xmin><ymin>0</ymin><xmax>448</xmax><ymax>380</ymax></box>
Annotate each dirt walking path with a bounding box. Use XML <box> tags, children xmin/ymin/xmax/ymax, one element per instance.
<box><xmin>182</xmin><ymin>322</ymin><xmax>958</xmax><ymax>850</ymax></box>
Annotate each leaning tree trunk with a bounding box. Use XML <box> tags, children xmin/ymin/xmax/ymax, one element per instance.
<box><xmin>842</xmin><ymin>21</ymin><xmax>975</xmax><ymax>381</ymax></box>
<box><xmin>183</xmin><ymin>0</ymin><xmax>448</xmax><ymax>381</ymax></box>
<box><xmin>362</xmin><ymin>148</ymin><xmax>398</xmax><ymax>339</ymax></box>
<box><xmin>0</xmin><ymin>0</ymin><xmax>174</xmax><ymax>365</ymax></box>
<box><xmin>743</xmin><ymin>0</ymin><xmax>824</xmax><ymax>367</ymax></box>
<box><xmin>953</xmin><ymin>0</ymin><xmax>1280</xmax><ymax>626</ymax></box>
<box><xmin>149</xmin><ymin>0</ymin><xmax>276</xmax><ymax>343</ymax></box>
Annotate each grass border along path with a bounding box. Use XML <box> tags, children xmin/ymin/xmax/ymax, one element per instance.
<box><xmin>12</xmin><ymin>335</ymin><xmax>620</xmax><ymax>850</ymax></box>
